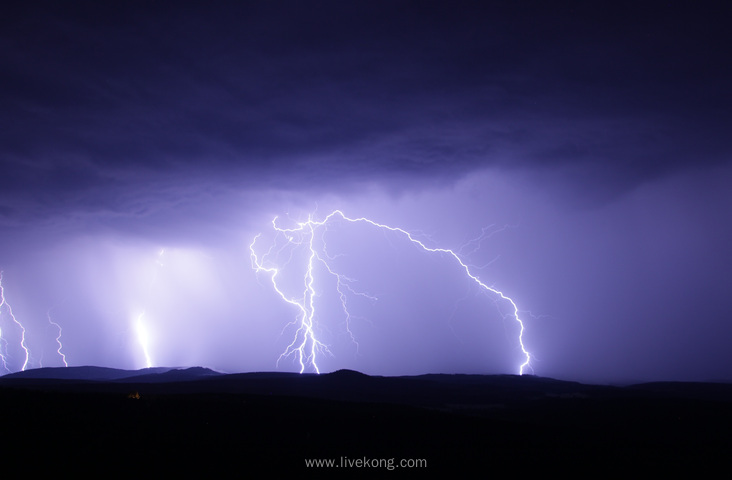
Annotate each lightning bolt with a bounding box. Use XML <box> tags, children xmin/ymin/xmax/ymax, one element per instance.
<box><xmin>250</xmin><ymin>222</ymin><xmax>331</xmax><ymax>374</ymax></box>
<box><xmin>134</xmin><ymin>248</ymin><xmax>165</xmax><ymax>369</ymax></box>
<box><xmin>135</xmin><ymin>311</ymin><xmax>153</xmax><ymax>369</ymax></box>
<box><xmin>0</xmin><ymin>272</ymin><xmax>30</xmax><ymax>373</ymax></box>
<box><xmin>250</xmin><ymin>210</ymin><xmax>532</xmax><ymax>375</ymax></box>
<box><xmin>47</xmin><ymin>309</ymin><xmax>68</xmax><ymax>368</ymax></box>
<box><xmin>0</xmin><ymin>326</ymin><xmax>8</xmax><ymax>373</ymax></box>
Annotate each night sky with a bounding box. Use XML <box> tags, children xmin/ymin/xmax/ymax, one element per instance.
<box><xmin>1</xmin><ymin>1</ymin><xmax>730</xmax><ymax>383</ymax></box>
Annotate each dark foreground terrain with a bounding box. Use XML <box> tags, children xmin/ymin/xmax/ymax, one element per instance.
<box><xmin>1</xmin><ymin>367</ymin><xmax>730</xmax><ymax>475</ymax></box>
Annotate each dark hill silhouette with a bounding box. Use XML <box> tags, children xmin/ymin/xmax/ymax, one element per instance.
<box><xmin>1</xmin><ymin>366</ymin><xmax>730</xmax><ymax>475</ymax></box>
<box><xmin>113</xmin><ymin>366</ymin><xmax>222</xmax><ymax>383</ymax></box>
<box><xmin>1</xmin><ymin>365</ymin><xmax>176</xmax><ymax>381</ymax></box>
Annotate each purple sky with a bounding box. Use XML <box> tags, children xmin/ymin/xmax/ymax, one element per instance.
<box><xmin>1</xmin><ymin>1</ymin><xmax>730</xmax><ymax>383</ymax></box>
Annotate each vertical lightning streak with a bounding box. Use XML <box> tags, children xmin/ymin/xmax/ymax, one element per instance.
<box><xmin>0</xmin><ymin>272</ymin><xmax>30</xmax><ymax>372</ymax></box>
<box><xmin>47</xmin><ymin>309</ymin><xmax>68</xmax><ymax>367</ymax></box>
<box><xmin>303</xmin><ymin>223</ymin><xmax>324</xmax><ymax>372</ymax></box>
<box><xmin>135</xmin><ymin>312</ymin><xmax>152</xmax><ymax>369</ymax></box>
<box><xmin>134</xmin><ymin>248</ymin><xmax>165</xmax><ymax>369</ymax></box>
<box><xmin>0</xmin><ymin>326</ymin><xmax>8</xmax><ymax>373</ymax></box>
<box><xmin>251</xmin><ymin>210</ymin><xmax>532</xmax><ymax>375</ymax></box>
<box><xmin>250</xmin><ymin>220</ymin><xmax>332</xmax><ymax>373</ymax></box>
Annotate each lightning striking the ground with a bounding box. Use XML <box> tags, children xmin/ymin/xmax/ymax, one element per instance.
<box><xmin>135</xmin><ymin>312</ymin><xmax>153</xmax><ymax>369</ymax></box>
<box><xmin>47</xmin><ymin>309</ymin><xmax>68</xmax><ymax>368</ymax></box>
<box><xmin>0</xmin><ymin>272</ymin><xmax>30</xmax><ymax>373</ymax></box>
<box><xmin>134</xmin><ymin>249</ymin><xmax>165</xmax><ymax>369</ymax></box>
<box><xmin>250</xmin><ymin>210</ymin><xmax>532</xmax><ymax>375</ymax></box>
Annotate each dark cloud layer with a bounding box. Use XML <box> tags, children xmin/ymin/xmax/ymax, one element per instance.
<box><xmin>2</xmin><ymin>1</ymin><xmax>731</xmax><ymax>219</ymax></box>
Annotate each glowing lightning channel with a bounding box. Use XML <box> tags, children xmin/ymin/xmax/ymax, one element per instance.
<box><xmin>250</xmin><ymin>210</ymin><xmax>532</xmax><ymax>375</ymax></box>
<box><xmin>135</xmin><ymin>311</ymin><xmax>153</xmax><ymax>369</ymax></box>
<box><xmin>134</xmin><ymin>248</ymin><xmax>165</xmax><ymax>369</ymax></box>
<box><xmin>250</xmin><ymin>222</ymin><xmax>331</xmax><ymax>374</ymax></box>
<box><xmin>0</xmin><ymin>326</ymin><xmax>7</xmax><ymax>373</ymax></box>
<box><xmin>0</xmin><ymin>272</ymin><xmax>30</xmax><ymax>372</ymax></box>
<box><xmin>47</xmin><ymin>309</ymin><xmax>68</xmax><ymax>368</ymax></box>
